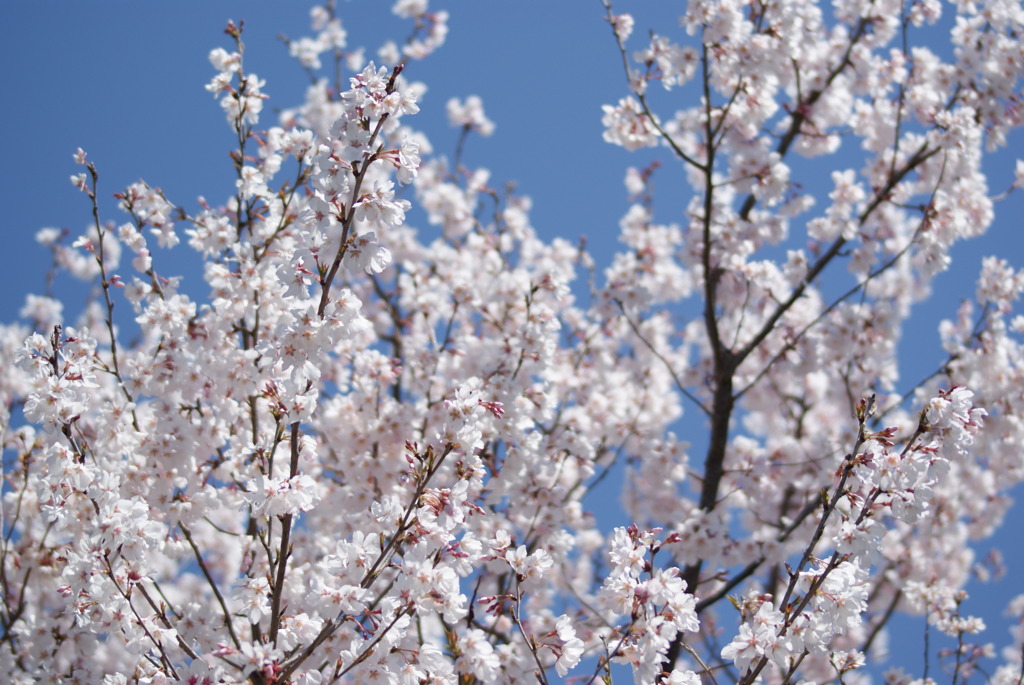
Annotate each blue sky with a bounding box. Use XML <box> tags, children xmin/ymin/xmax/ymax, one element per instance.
<box><xmin>2</xmin><ymin>0</ymin><xmax>1023</xmax><ymax>677</ymax></box>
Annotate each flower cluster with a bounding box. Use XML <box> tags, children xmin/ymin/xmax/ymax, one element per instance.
<box><xmin>2</xmin><ymin>1</ymin><xmax>1024</xmax><ymax>684</ymax></box>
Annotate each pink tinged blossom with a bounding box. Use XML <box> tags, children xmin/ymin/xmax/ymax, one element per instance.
<box><xmin>242</xmin><ymin>473</ymin><xmax>321</xmax><ymax>519</ymax></box>
<box><xmin>35</xmin><ymin>226</ymin><xmax>64</xmax><ymax>246</ymax></box>
<box><xmin>925</xmin><ymin>386</ymin><xmax>983</xmax><ymax>434</ymax></box>
<box><xmin>551</xmin><ymin>614</ymin><xmax>585</xmax><ymax>676</ymax></box>
<box><xmin>391</xmin><ymin>139</ymin><xmax>421</xmax><ymax>185</ymax></box>
<box><xmin>722</xmin><ymin>600</ymin><xmax>792</xmax><ymax>674</ymax></box>
<box><xmin>721</xmin><ymin>622</ymin><xmax>762</xmax><ymax>674</ymax></box>
<box><xmin>801</xmin><ymin>561</ymin><xmax>870</xmax><ymax>638</ymax></box>
<box><xmin>663</xmin><ymin>579</ymin><xmax>700</xmax><ymax>633</ymax></box>
<box><xmin>624</xmin><ymin>166</ymin><xmax>645</xmax><ymax>196</ymax></box>
<box><xmin>400</xmin><ymin>9</ymin><xmax>448</xmax><ymax>59</ymax></box>
<box><xmin>456</xmin><ymin>629</ymin><xmax>501</xmax><ymax>681</ymax></box>
<box><xmin>392</xmin><ymin>0</ymin><xmax>428</xmax><ymax>17</ymax></box>
<box><xmin>446</xmin><ymin>95</ymin><xmax>495</xmax><ymax>136</ymax></box>
<box><xmin>635</xmin><ymin>35</ymin><xmax>699</xmax><ymax>90</ymax></box>
<box><xmin>602</xmin><ymin>97</ymin><xmax>659</xmax><ymax>151</ymax></box>
<box><xmin>834</xmin><ymin>517</ymin><xmax>884</xmax><ymax>559</ymax></box>
<box><xmin>289</xmin><ymin>36</ymin><xmax>325</xmax><ymax>70</ymax></box>
<box><xmin>667</xmin><ymin>670</ymin><xmax>701</xmax><ymax>685</ymax></box>
<box><xmin>345</xmin><ymin>232</ymin><xmax>392</xmax><ymax>275</ymax></box>
<box><xmin>976</xmin><ymin>256</ymin><xmax>1024</xmax><ymax>313</ymax></box>
<box><xmin>609</xmin><ymin>13</ymin><xmax>634</xmax><ymax>41</ymax></box>
<box><xmin>353</xmin><ymin>181</ymin><xmax>410</xmax><ymax>228</ymax></box>
<box><xmin>207</xmin><ymin>47</ymin><xmax>241</xmax><ymax>74</ymax></box>
<box><xmin>599</xmin><ymin>571</ymin><xmax>639</xmax><ymax>616</ymax></box>
<box><xmin>383</xmin><ymin>87</ymin><xmax>421</xmax><ymax>117</ymax></box>
<box><xmin>504</xmin><ymin>545</ymin><xmax>553</xmax><ymax>587</ymax></box>
<box><xmin>307</xmin><ymin>579</ymin><xmax>369</xmax><ymax>616</ymax></box>
<box><xmin>236</xmin><ymin>640</ymin><xmax>282</xmax><ymax>679</ymax></box>
<box><xmin>236</xmin><ymin>576</ymin><xmax>271</xmax><ymax>625</ymax></box>
<box><xmin>237</xmin><ymin>166</ymin><xmax>269</xmax><ymax>201</ymax></box>
<box><xmin>19</xmin><ymin>294</ymin><xmax>63</xmax><ymax>329</ymax></box>
<box><xmin>908</xmin><ymin>0</ymin><xmax>942</xmax><ymax>26</ymax></box>
<box><xmin>320</xmin><ymin>18</ymin><xmax>346</xmax><ymax>50</ymax></box>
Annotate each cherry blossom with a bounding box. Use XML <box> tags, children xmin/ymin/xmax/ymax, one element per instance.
<box><xmin>3</xmin><ymin>1</ymin><xmax>1024</xmax><ymax>683</ymax></box>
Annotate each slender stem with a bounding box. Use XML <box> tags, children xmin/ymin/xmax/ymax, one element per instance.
<box><xmin>179</xmin><ymin>523</ymin><xmax>241</xmax><ymax>649</ymax></box>
<box><xmin>268</xmin><ymin>422</ymin><xmax>301</xmax><ymax>645</ymax></box>
<box><xmin>512</xmin><ymin>580</ymin><xmax>550</xmax><ymax>685</ymax></box>
<box><xmin>276</xmin><ymin>444</ymin><xmax>454</xmax><ymax>682</ymax></box>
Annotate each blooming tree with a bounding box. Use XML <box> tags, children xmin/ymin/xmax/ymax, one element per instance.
<box><xmin>3</xmin><ymin>1</ymin><xmax>1024</xmax><ymax>683</ymax></box>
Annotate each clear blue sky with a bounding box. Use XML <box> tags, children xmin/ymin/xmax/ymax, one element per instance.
<box><xmin>0</xmin><ymin>2</ymin><xmax>685</xmax><ymax>311</ymax></box>
<box><xmin>2</xmin><ymin>1</ymin><xmax>1022</xmax><ymax>677</ymax></box>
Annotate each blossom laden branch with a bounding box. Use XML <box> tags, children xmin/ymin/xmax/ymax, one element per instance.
<box><xmin>4</xmin><ymin>1</ymin><xmax>1024</xmax><ymax>683</ymax></box>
